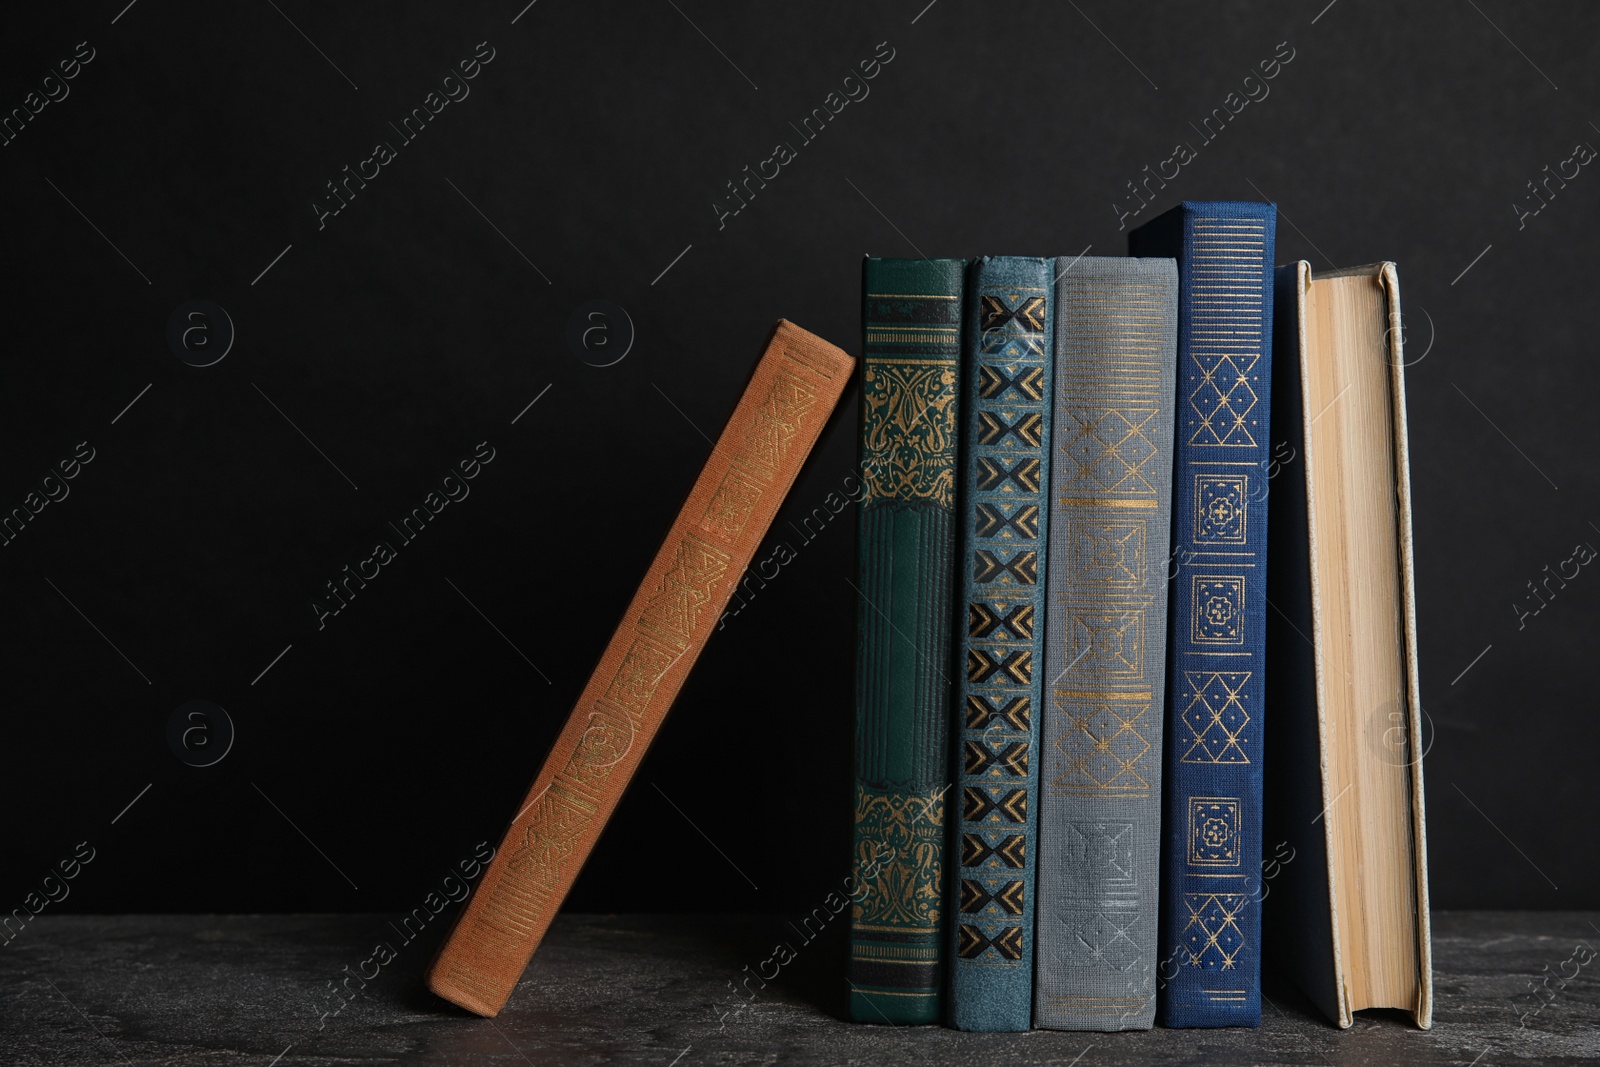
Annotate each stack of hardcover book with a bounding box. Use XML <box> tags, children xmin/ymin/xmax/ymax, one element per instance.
<box><xmin>846</xmin><ymin>201</ymin><xmax>1434</xmax><ymax>1032</ymax></box>
<box><xmin>422</xmin><ymin>200</ymin><xmax>1433</xmax><ymax>1037</ymax></box>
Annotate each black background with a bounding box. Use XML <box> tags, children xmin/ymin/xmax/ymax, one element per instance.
<box><xmin>2</xmin><ymin>0</ymin><xmax>1595</xmax><ymax>917</ymax></box>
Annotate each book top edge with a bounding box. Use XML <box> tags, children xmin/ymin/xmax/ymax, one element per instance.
<box><xmin>862</xmin><ymin>257</ymin><xmax>965</xmax><ymax>292</ymax></box>
<box><xmin>1056</xmin><ymin>255</ymin><xmax>1178</xmax><ymax>279</ymax></box>
<box><xmin>862</xmin><ymin>256</ymin><xmax>967</xmax><ymax>266</ymax></box>
<box><xmin>1181</xmin><ymin>198</ymin><xmax>1276</xmax><ymax>214</ymax></box>
<box><xmin>1132</xmin><ymin>200</ymin><xmax>1276</xmax><ymax>230</ymax></box>
<box><xmin>1310</xmin><ymin>261</ymin><xmax>1392</xmax><ymax>281</ymax></box>
<box><xmin>973</xmin><ymin>255</ymin><xmax>1052</xmax><ymax>267</ymax></box>
<box><xmin>770</xmin><ymin>318</ymin><xmax>856</xmax><ymax>369</ymax></box>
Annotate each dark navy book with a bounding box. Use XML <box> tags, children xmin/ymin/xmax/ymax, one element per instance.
<box><xmin>1130</xmin><ymin>201</ymin><xmax>1276</xmax><ymax>1028</ymax></box>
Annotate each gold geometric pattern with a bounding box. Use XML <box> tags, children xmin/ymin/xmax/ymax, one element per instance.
<box><xmin>1190</xmin><ymin>575</ymin><xmax>1245</xmax><ymax>645</ymax></box>
<box><xmin>1187</xmin><ymin>354</ymin><xmax>1259</xmax><ymax>447</ymax></box>
<box><xmin>954</xmin><ymin>279</ymin><xmax>1049</xmax><ymax>975</ymax></box>
<box><xmin>976</xmin><ymin>409</ymin><xmax>1044</xmax><ymax>448</ymax></box>
<box><xmin>1070</xmin><ymin>519</ymin><xmax>1147</xmax><ymax>587</ymax></box>
<box><xmin>974</xmin><ymin>454</ymin><xmax>1041</xmax><ymax>494</ymax></box>
<box><xmin>1051</xmin><ymin>698</ymin><xmax>1153</xmax><ymax>796</ymax></box>
<box><xmin>740</xmin><ymin>370</ymin><xmax>816</xmax><ymax>475</ymax></box>
<box><xmin>1179</xmin><ymin>671</ymin><xmax>1252</xmax><ymax>764</ymax></box>
<box><xmin>1040</xmin><ymin>272</ymin><xmax>1175</xmax><ymax>1022</ymax></box>
<box><xmin>637</xmin><ymin>534</ymin><xmax>730</xmax><ymax>650</ymax></box>
<box><xmin>965</xmin><ymin>693</ymin><xmax>1031</xmax><ymax>731</ymax></box>
<box><xmin>963</xmin><ymin>784</ymin><xmax>1028</xmax><ymax>823</ymax></box>
<box><xmin>1058</xmin><ymin>405</ymin><xmax>1162</xmax><ymax>498</ymax></box>
<box><xmin>977</xmin><ymin>363</ymin><xmax>1045</xmax><ymax>399</ymax></box>
<box><xmin>973</xmin><ymin>501</ymin><xmax>1040</xmax><ymax>540</ymax></box>
<box><xmin>1194</xmin><ymin>474</ymin><xmax>1248</xmax><ymax>543</ymax></box>
<box><xmin>698</xmin><ymin>467</ymin><xmax>764</xmax><ymax>541</ymax></box>
<box><xmin>979</xmin><ymin>292</ymin><xmax>1047</xmax><ymax>341</ymax></box>
<box><xmin>967</xmin><ymin>602</ymin><xmax>1034</xmax><ymax>642</ymax></box>
<box><xmin>502</xmin><ymin>785</ymin><xmax>596</xmax><ymax>891</ymax></box>
<box><xmin>960</xmin><ymin>876</ymin><xmax>1026</xmax><ymax>915</ymax></box>
<box><xmin>1186</xmin><ymin>797</ymin><xmax>1241</xmax><ymax>867</ymax></box>
<box><xmin>1066</xmin><ymin>610</ymin><xmax>1145</xmax><ymax>679</ymax></box>
<box><xmin>1180</xmin><ymin>893</ymin><xmax>1248</xmax><ymax>970</ymax></box>
<box><xmin>602</xmin><ymin>637</ymin><xmax>678</xmax><ymax>718</ymax></box>
<box><xmin>1184</xmin><ymin>219</ymin><xmax>1265</xmax><ymax>454</ymax></box>
<box><xmin>559</xmin><ymin>707</ymin><xmax>634</xmax><ymax>786</ymax></box>
<box><xmin>972</xmin><ymin>547</ymin><xmax>1038</xmax><ymax>585</ymax></box>
<box><xmin>965</xmin><ymin>647</ymin><xmax>1033</xmax><ymax>686</ymax></box>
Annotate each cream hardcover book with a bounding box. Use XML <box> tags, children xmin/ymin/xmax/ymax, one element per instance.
<box><xmin>1262</xmin><ymin>261</ymin><xmax>1433</xmax><ymax>1029</ymax></box>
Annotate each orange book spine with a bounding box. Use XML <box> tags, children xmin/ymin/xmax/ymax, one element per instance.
<box><xmin>426</xmin><ymin>320</ymin><xmax>855</xmax><ymax>1015</ymax></box>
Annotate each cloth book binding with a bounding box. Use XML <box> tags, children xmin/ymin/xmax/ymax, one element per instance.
<box><xmin>1033</xmin><ymin>256</ymin><xmax>1179</xmax><ymax>1031</ymax></box>
<box><xmin>849</xmin><ymin>257</ymin><xmax>965</xmax><ymax>1025</ymax></box>
<box><xmin>948</xmin><ymin>256</ymin><xmax>1054</xmax><ymax>1032</ymax></box>
<box><xmin>1131</xmin><ymin>201</ymin><xmax>1277</xmax><ymax>1028</ymax></box>
<box><xmin>427</xmin><ymin>321</ymin><xmax>854</xmax><ymax>1017</ymax></box>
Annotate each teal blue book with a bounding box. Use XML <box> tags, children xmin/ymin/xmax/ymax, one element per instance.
<box><xmin>849</xmin><ymin>256</ymin><xmax>965</xmax><ymax>1025</ymax></box>
<box><xmin>1033</xmin><ymin>256</ymin><xmax>1179</xmax><ymax>1031</ymax></box>
<box><xmin>1130</xmin><ymin>201</ymin><xmax>1277</xmax><ymax>1028</ymax></box>
<box><xmin>946</xmin><ymin>257</ymin><xmax>1053</xmax><ymax>1032</ymax></box>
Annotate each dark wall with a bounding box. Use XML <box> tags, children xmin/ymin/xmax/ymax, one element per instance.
<box><xmin>2</xmin><ymin>0</ymin><xmax>1594</xmax><ymax>915</ymax></box>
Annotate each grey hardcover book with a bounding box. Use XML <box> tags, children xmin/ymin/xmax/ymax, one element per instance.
<box><xmin>1034</xmin><ymin>256</ymin><xmax>1179</xmax><ymax>1031</ymax></box>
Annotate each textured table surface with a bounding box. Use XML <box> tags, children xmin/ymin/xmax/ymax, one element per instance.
<box><xmin>1</xmin><ymin>912</ymin><xmax>1595</xmax><ymax>1065</ymax></box>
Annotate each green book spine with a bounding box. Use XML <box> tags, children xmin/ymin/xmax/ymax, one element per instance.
<box><xmin>849</xmin><ymin>256</ymin><xmax>965</xmax><ymax>1024</ymax></box>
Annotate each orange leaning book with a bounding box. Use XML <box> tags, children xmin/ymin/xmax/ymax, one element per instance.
<box><xmin>426</xmin><ymin>319</ymin><xmax>855</xmax><ymax>1016</ymax></box>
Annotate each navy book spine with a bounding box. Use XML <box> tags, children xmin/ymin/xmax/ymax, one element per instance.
<box><xmin>1130</xmin><ymin>201</ymin><xmax>1277</xmax><ymax>1028</ymax></box>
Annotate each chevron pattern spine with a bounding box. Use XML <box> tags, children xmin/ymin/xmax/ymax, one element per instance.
<box><xmin>947</xmin><ymin>257</ymin><xmax>1054</xmax><ymax>1032</ymax></box>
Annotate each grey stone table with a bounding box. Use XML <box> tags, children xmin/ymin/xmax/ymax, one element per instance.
<box><xmin>1</xmin><ymin>912</ymin><xmax>1595</xmax><ymax>1065</ymax></box>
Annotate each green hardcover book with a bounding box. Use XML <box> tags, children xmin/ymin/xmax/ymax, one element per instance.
<box><xmin>849</xmin><ymin>256</ymin><xmax>965</xmax><ymax>1024</ymax></box>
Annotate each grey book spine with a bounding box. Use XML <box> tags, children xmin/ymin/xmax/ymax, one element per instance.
<box><xmin>1034</xmin><ymin>256</ymin><xmax>1179</xmax><ymax>1031</ymax></box>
